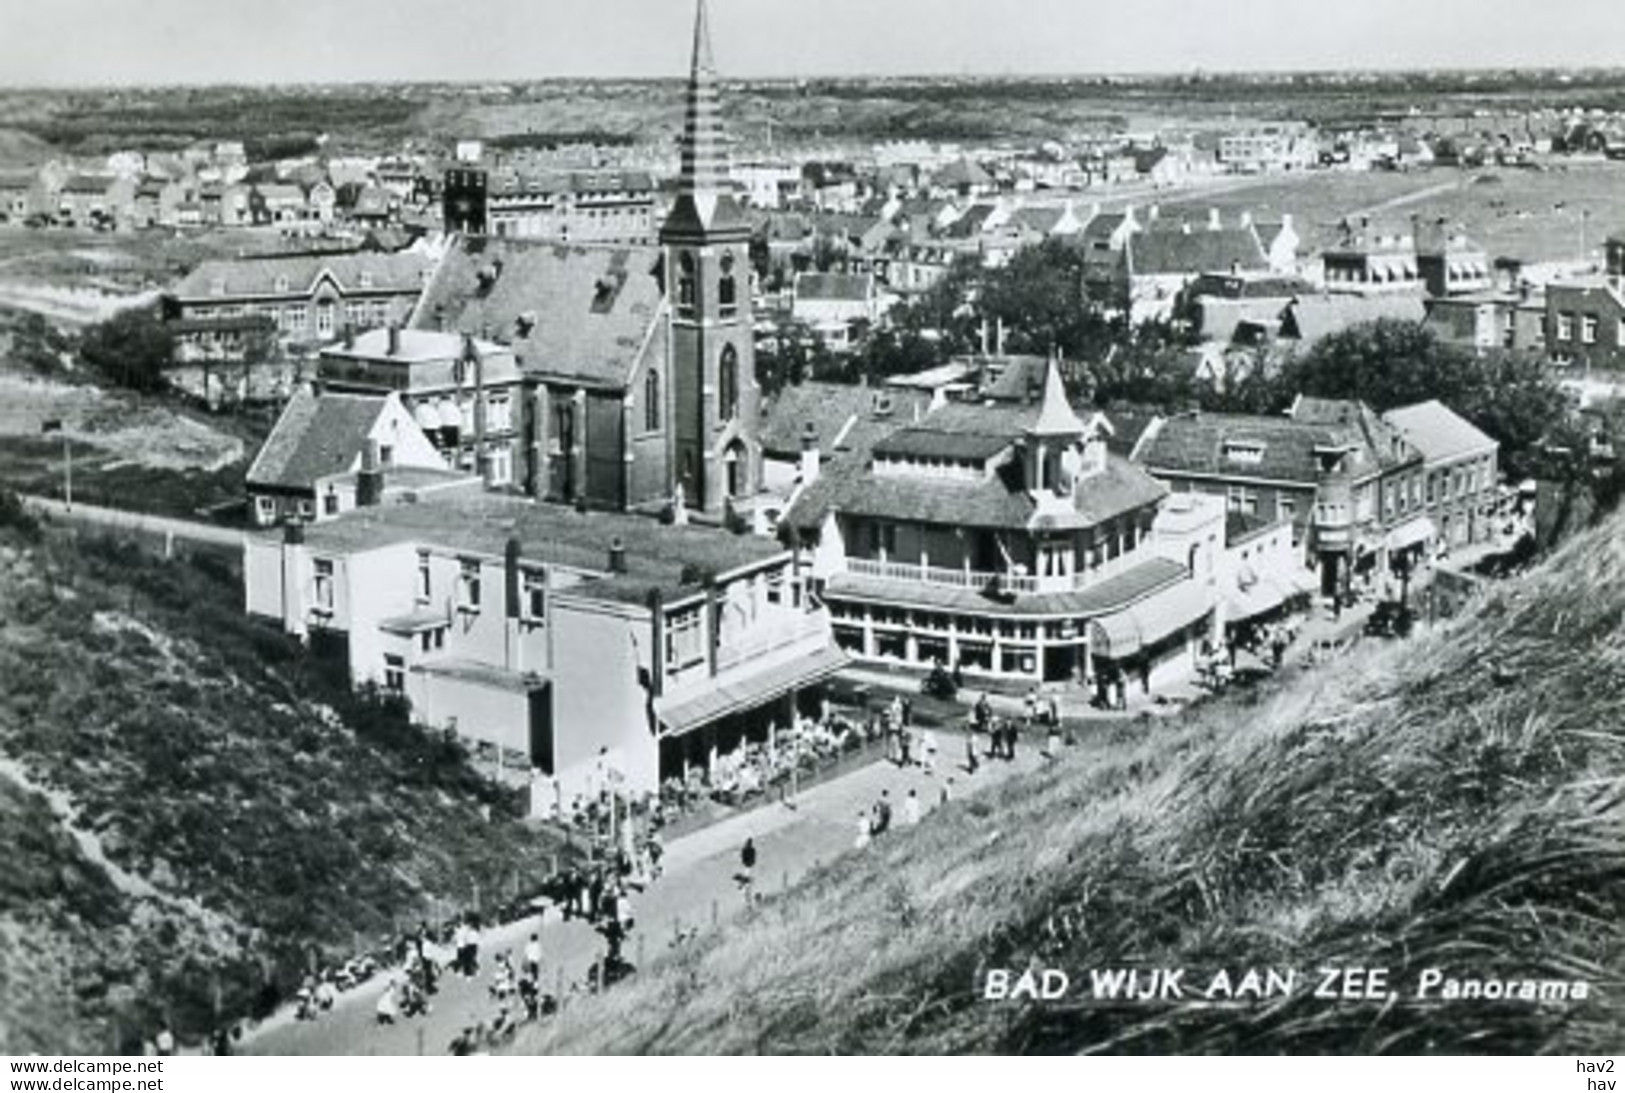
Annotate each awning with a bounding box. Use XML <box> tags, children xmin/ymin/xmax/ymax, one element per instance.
<box><xmin>1224</xmin><ymin>576</ymin><xmax>1285</xmax><ymax>623</ymax></box>
<box><xmin>1089</xmin><ymin>579</ymin><xmax>1211</xmax><ymax>660</ymax></box>
<box><xmin>656</xmin><ymin>644</ymin><xmax>850</xmax><ymax>737</ymax></box>
<box><xmin>1386</xmin><ymin>515</ymin><xmax>1437</xmax><ymax>552</ymax></box>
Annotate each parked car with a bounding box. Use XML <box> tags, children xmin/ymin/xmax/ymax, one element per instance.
<box><xmin>1364</xmin><ymin>600</ymin><xmax>1415</xmax><ymax>639</ymax></box>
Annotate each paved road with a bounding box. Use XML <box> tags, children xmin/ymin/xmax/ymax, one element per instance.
<box><xmin>242</xmin><ymin>737</ymin><xmax>1044</xmax><ymax>1056</ymax></box>
<box><xmin>21</xmin><ymin>494</ymin><xmax>245</xmax><ymax>550</ymax></box>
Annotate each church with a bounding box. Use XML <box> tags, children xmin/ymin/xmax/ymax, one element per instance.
<box><xmin>409</xmin><ymin>0</ymin><xmax>761</xmax><ymax>517</ymax></box>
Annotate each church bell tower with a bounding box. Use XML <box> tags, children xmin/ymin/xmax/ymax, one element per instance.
<box><xmin>660</xmin><ymin>0</ymin><xmax>759</xmax><ymax>516</ymax></box>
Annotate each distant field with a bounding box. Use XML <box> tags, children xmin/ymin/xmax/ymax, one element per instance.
<box><xmin>0</xmin><ymin>226</ymin><xmax>290</xmax><ymax>295</ymax></box>
<box><xmin>1158</xmin><ymin>161</ymin><xmax>1625</xmax><ymax>264</ymax></box>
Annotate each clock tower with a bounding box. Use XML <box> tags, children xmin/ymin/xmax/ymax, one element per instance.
<box><xmin>660</xmin><ymin>0</ymin><xmax>758</xmax><ymax>516</ymax></box>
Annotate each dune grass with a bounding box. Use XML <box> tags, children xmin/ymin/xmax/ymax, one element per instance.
<box><xmin>520</xmin><ymin>513</ymin><xmax>1625</xmax><ymax>1055</ymax></box>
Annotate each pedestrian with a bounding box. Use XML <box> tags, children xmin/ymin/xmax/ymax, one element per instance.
<box><xmin>587</xmin><ymin>870</ymin><xmax>605</xmax><ymax>925</ymax></box>
<box><xmin>154</xmin><ymin>1025</ymin><xmax>175</xmax><ymax>1057</ymax></box>
<box><xmin>1023</xmin><ymin>688</ymin><xmax>1038</xmax><ymax>724</ymax></box>
<box><xmin>922</xmin><ymin>727</ymin><xmax>938</xmax><ymax>776</ymax></box>
<box><xmin>1006</xmin><ymin>718</ymin><xmax>1020</xmax><ymax>762</ymax></box>
<box><xmin>872</xmin><ymin>789</ymin><xmax>893</xmax><ymax>836</ymax></box>
<box><xmin>739</xmin><ymin>837</ymin><xmax>757</xmax><ymax>890</ymax></box>
<box><xmin>965</xmin><ymin>731</ymin><xmax>979</xmax><ymax>775</ymax></box>
<box><xmin>375</xmin><ymin>978</ymin><xmax>399</xmax><ymax>1026</ymax></box>
<box><xmin>1114</xmin><ymin>675</ymin><xmax>1128</xmax><ymax>711</ymax></box>
<box><xmin>952</xmin><ymin>660</ymin><xmax>964</xmax><ymax>689</ymax></box>
<box><xmin>1138</xmin><ymin>657</ymin><xmax>1151</xmax><ymax>695</ymax></box>
<box><xmin>974</xmin><ymin>693</ymin><xmax>992</xmax><ymax>732</ymax></box>
<box><xmin>1046</xmin><ymin>719</ymin><xmax>1061</xmax><ymax>760</ymax></box>
<box><xmin>523</xmin><ymin>932</ymin><xmax>542</xmax><ymax>983</ymax></box>
<box><xmin>855</xmin><ymin>810</ymin><xmax>871</xmax><ymax>850</ymax></box>
<box><xmin>901</xmin><ymin>697</ymin><xmax>913</xmax><ymax>728</ymax></box>
<box><xmin>898</xmin><ymin>724</ymin><xmax>912</xmax><ymax>767</ymax></box>
<box><xmin>903</xmin><ymin>788</ymin><xmax>921</xmax><ymax>827</ymax></box>
<box><xmin>1271</xmin><ymin>632</ymin><xmax>1287</xmax><ymax>670</ymax></box>
<box><xmin>940</xmin><ymin>776</ymin><xmax>955</xmax><ymax>806</ymax></box>
<box><xmin>1046</xmin><ymin>693</ymin><xmax>1060</xmax><ymax>727</ymax></box>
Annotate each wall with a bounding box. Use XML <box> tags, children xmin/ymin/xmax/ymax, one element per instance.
<box><xmin>550</xmin><ymin>597</ymin><xmax>658</xmax><ymax>797</ymax></box>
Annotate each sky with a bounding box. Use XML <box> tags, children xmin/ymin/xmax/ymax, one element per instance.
<box><xmin>2</xmin><ymin>0</ymin><xmax>1624</xmax><ymax>87</ymax></box>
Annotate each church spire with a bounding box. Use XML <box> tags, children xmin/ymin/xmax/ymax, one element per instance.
<box><xmin>1028</xmin><ymin>359</ymin><xmax>1087</xmax><ymax>437</ymax></box>
<box><xmin>678</xmin><ymin>0</ymin><xmax>728</xmax><ymax>200</ymax></box>
<box><xmin>663</xmin><ymin>0</ymin><xmax>746</xmax><ymax>239</ymax></box>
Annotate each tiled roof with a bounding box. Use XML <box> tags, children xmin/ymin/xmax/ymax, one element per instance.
<box><xmin>759</xmin><ymin>381</ymin><xmax>876</xmax><ymax>459</ymax></box>
<box><xmin>413</xmin><ymin>235</ymin><xmax>664</xmax><ymax>390</ymax></box>
<box><xmin>170</xmin><ymin>251</ymin><xmax>432</xmax><ymax>300</ymax></box>
<box><xmin>246</xmin><ymin>389</ymin><xmax>386</xmax><ymax>490</ymax></box>
<box><xmin>1186</xmin><ymin>272</ymin><xmax>1314</xmax><ymax>300</ymax></box>
<box><xmin>932</xmin><ymin>158</ymin><xmax>993</xmax><ymax>188</ymax></box>
<box><xmin>794</xmin><ymin>272</ymin><xmax>873</xmax><ymax>302</ymax></box>
<box><xmin>872</xmin><ymin>428</ymin><xmax>1013</xmax><ymax>462</ymax></box>
<box><xmin>1126</xmin><ymin>227</ymin><xmax>1268</xmax><ymax>277</ymax></box>
<box><xmin>1281</xmin><ymin>295</ymin><xmax>1427</xmax><ymax>344</ymax></box>
<box><xmin>1383</xmin><ymin>400</ymin><xmax>1497</xmax><ymax>462</ymax></box>
<box><xmin>271</xmin><ymin>493</ymin><xmax>785</xmax><ymax>605</ymax></box>
<box><xmin>61</xmin><ymin>175</ymin><xmax>114</xmax><ymax>195</ymax></box>
<box><xmin>1137</xmin><ymin>411</ymin><xmax>1375</xmax><ymax>486</ymax></box>
<box><xmin>825</xmin><ymin>555</ymin><xmax>1187</xmax><ymax>619</ymax></box>
<box><xmin>1009</xmin><ymin>206</ymin><xmax>1065</xmax><ymax>234</ymax></box>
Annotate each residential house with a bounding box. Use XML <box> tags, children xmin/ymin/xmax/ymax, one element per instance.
<box><xmin>786</xmin><ymin>362</ymin><xmax>1222</xmax><ymax>694</ymax></box>
<box><xmin>55</xmin><ymin>174</ymin><xmax>134</xmax><ymax>229</ymax></box>
<box><xmin>1275</xmin><ymin>294</ymin><xmax>1429</xmax><ymax>349</ymax></box>
<box><xmin>1544</xmin><ymin>233</ymin><xmax>1625</xmax><ymax>371</ymax></box>
<box><xmin>1382</xmin><ymin>400</ymin><xmax>1500</xmax><ymax>551</ymax></box>
<box><xmin>1218</xmin><ymin>125</ymin><xmax>1318</xmax><ymax>174</ymax></box>
<box><xmin>929</xmin><ymin>157</ymin><xmax>996</xmax><ymax>199</ymax></box>
<box><xmin>1424</xmin><ymin>288</ymin><xmax>1547</xmax><ymax>356</ymax></box>
<box><xmin>1133</xmin><ymin>399</ymin><xmax>1425</xmax><ymax>597</ymax></box>
<box><xmin>245</xmin><ymin>387</ymin><xmax>468</xmax><ymax>526</ymax></box>
<box><xmin>243</xmin><ymin>491</ymin><xmax>845</xmax><ymax>805</ymax></box>
<box><xmin>1320</xmin><ymin>217</ymin><xmax>1422</xmax><ymax>293</ymax></box>
<box><xmin>131</xmin><ymin>176</ymin><xmax>186</xmax><ymax>229</ymax></box>
<box><xmin>1112</xmin><ymin>220</ymin><xmax>1271</xmax><ymax>323</ymax></box>
<box><xmin>791</xmin><ymin>271</ymin><xmax>884</xmax><ymax>350</ymax></box>
<box><xmin>0</xmin><ymin>170</ymin><xmax>38</xmax><ymax>223</ymax></box>
<box><xmin>319</xmin><ymin>327</ymin><xmax>526</xmax><ymax>490</ymax></box>
<box><xmin>1248</xmin><ymin>213</ymin><xmax>1301</xmax><ymax>274</ymax></box>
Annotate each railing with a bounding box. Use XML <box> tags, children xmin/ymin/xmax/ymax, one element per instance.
<box><xmin>846</xmin><ymin>557</ymin><xmax>1038</xmax><ymax>595</ymax></box>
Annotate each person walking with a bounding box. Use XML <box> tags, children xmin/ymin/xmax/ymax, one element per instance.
<box><xmin>855</xmin><ymin>809</ymin><xmax>872</xmax><ymax>850</ymax></box>
<box><xmin>739</xmin><ymin>837</ymin><xmax>757</xmax><ymax>892</ymax></box>
<box><xmin>1006</xmin><ymin>717</ymin><xmax>1020</xmax><ymax>762</ymax></box>
<box><xmin>523</xmin><ymin>932</ymin><xmax>542</xmax><ymax>983</ymax></box>
<box><xmin>965</xmin><ymin>730</ymin><xmax>980</xmax><ymax>775</ymax></box>
<box><xmin>922</xmin><ymin>727</ymin><xmax>938</xmax><ymax>776</ymax></box>
<box><xmin>898</xmin><ymin>723</ymin><xmax>912</xmax><ymax>767</ymax></box>
<box><xmin>375</xmin><ymin>977</ymin><xmax>400</xmax><ymax>1026</ymax></box>
<box><xmin>1046</xmin><ymin>718</ymin><xmax>1061</xmax><ymax>761</ymax></box>
<box><xmin>903</xmin><ymin>788</ymin><xmax>921</xmax><ymax>827</ymax></box>
<box><xmin>872</xmin><ymin>790</ymin><xmax>893</xmax><ymax>836</ymax></box>
<box><xmin>940</xmin><ymin>776</ymin><xmax>955</xmax><ymax>806</ymax></box>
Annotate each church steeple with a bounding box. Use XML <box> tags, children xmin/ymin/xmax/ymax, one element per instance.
<box><xmin>663</xmin><ymin>0</ymin><xmax>746</xmax><ymax>241</ymax></box>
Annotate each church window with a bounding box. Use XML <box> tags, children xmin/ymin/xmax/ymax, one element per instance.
<box><xmin>719</xmin><ymin>344</ymin><xmax>739</xmax><ymax>421</ymax></box>
<box><xmin>718</xmin><ymin>252</ymin><xmax>738</xmax><ymax>319</ymax></box>
<box><xmin>677</xmin><ymin>252</ymin><xmax>696</xmax><ymax>319</ymax></box>
<box><xmin>645</xmin><ymin>370</ymin><xmax>661</xmax><ymax>432</ymax></box>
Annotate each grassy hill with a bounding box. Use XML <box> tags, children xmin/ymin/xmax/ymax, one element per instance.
<box><xmin>0</xmin><ymin>496</ymin><xmax>566</xmax><ymax>1054</ymax></box>
<box><xmin>523</xmin><ymin>514</ymin><xmax>1625</xmax><ymax>1055</ymax></box>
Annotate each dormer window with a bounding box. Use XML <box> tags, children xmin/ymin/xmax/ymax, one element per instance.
<box><xmin>1223</xmin><ymin>440</ymin><xmax>1265</xmax><ymax>466</ymax></box>
<box><xmin>358</xmin><ymin>271</ymin><xmax>375</xmax><ymax>290</ymax></box>
<box><xmin>273</xmin><ymin>275</ymin><xmax>290</xmax><ymax>293</ymax></box>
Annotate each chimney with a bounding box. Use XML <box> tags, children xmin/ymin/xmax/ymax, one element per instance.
<box><xmin>1208</xmin><ymin>207</ymin><xmax>1222</xmax><ymax>231</ymax></box>
<box><xmin>387</xmin><ymin>323</ymin><xmax>400</xmax><ymax>356</ymax></box>
<box><xmin>608</xmin><ymin>536</ymin><xmax>628</xmax><ymax>575</ymax></box>
<box><xmin>357</xmin><ymin>437</ymin><xmax>384</xmax><ymax>507</ymax></box>
<box><xmin>504</xmin><ymin>537</ymin><xmax>522</xmax><ymax>621</ymax></box>
<box><xmin>799</xmin><ymin>421</ymin><xmax>821</xmax><ymax>484</ymax></box>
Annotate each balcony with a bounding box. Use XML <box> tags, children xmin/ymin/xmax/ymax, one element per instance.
<box><xmin>714</xmin><ymin>609</ymin><xmax>835</xmax><ymax>675</ymax></box>
<box><xmin>844</xmin><ymin>554</ymin><xmax>1142</xmax><ymax>596</ymax></box>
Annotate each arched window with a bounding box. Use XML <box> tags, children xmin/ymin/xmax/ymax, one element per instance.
<box><xmin>677</xmin><ymin>252</ymin><xmax>696</xmax><ymax>319</ymax></box>
<box><xmin>718</xmin><ymin>252</ymin><xmax>738</xmax><ymax>319</ymax></box>
<box><xmin>645</xmin><ymin>369</ymin><xmax>661</xmax><ymax>432</ymax></box>
<box><xmin>719</xmin><ymin>345</ymin><xmax>739</xmax><ymax>421</ymax></box>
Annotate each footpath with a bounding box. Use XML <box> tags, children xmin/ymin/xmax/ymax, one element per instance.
<box><xmin>243</xmin><ymin>735</ymin><xmax>1044</xmax><ymax>1056</ymax></box>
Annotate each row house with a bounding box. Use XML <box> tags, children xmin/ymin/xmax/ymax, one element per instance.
<box><xmin>163</xmin><ymin>250</ymin><xmax>435</xmax><ymax>358</ymax></box>
<box><xmin>485</xmin><ymin>169</ymin><xmax>658</xmax><ymax>245</ymax></box>
<box><xmin>1217</xmin><ymin>125</ymin><xmax>1319</xmax><ymax>174</ymax></box>
<box><xmin>1321</xmin><ymin>215</ymin><xmax>1490</xmax><ymax>297</ymax></box>
<box><xmin>0</xmin><ymin>170</ymin><xmax>41</xmax><ymax>223</ymax></box>
<box><xmin>1097</xmin><ymin>219</ymin><xmax>1272</xmax><ymax>323</ymax></box>
<box><xmin>1544</xmin><ymin>233</ymin><xmax>1625</xmax><ymax>371</ymax></box>
<box><xmin>55</xmin><ymin>175</ymin><xmax>135</xmax><ymax>229</ymax></box>
<box><xmin>1382</xmin><ymin>400</ymin><xmax>1500</xmax><ymax>550</ymax></box>
<box><xmin>785</xmin><ymin>363</ymin><xmax>1222</xmax><ymax>694</ymax></box>
<box><xmin>243</xmin><ymin>492</ymin><xmax>846</xmax><ymax>804</ymax></box>
<box><xmin>1133</xmin><ymin>398</ymin><xmax>1427</xmax><ymax>599</ymax></box>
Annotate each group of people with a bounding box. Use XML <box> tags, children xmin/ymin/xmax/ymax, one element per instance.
<box><xmin>881</xmin><ymin>695</ymin><xmax>941</xmax><ymax>774</ymax></box>
<box><xmin>854</xmin><ymin>785</ymin><xmax>935</xmax><ymax>849</ymax></box>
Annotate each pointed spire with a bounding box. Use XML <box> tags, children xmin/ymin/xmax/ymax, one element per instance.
<box><xmin>1028</xmin><ymin>359</ymin><xmax>1087</xmax><ymax>437</ymax></box>
<box><xmin>678</xmin><ymin>0</ymin><xmax>728</xmax><ymax>200</ymax></box>
<box><xmin>662</xmin><ymin>0</ymin><xmax>747</xmax><ymax>240</ymax></box>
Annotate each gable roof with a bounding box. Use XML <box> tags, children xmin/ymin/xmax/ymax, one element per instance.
<box><xmin>170</xmin><ymin>251</ymin><xmax>432</xmax><ymax>300</ymax></box>
<box><xmin>1281</xmin><ymin>295</ymin><xmax>1427</xmax><ymax>344</ymax></box>
<box><xmin>1126</xmin><ymin>227</ymin><xmax>1268</xmax><ymax>277</ymax></box>
<box><xmin>1287</xmin><ymin>396</ymin><xmax>1418</xmax><ymax>471</ymax></box>
<box><xmin>794</xmin><ymin>272</ymin><xmax>873</xmax><ymax>303</ymax></box>
<box><xmin>759</xmin><ymin>381</ymin><xmax>877</xmax><ymax>459</ymax></box>
<box><xmin>1383</xmin><ymin>400</ymin><xmax>1498</xmax><ymax>462</ymax></box>
<box><xmin>1136</xmin><ymin>411</ymin><xmax>1380</xmax><ymax>486</ymax></box>
<box><xmin>412</xmin><ymin>235</ymin><xmax>665</xmax><ymax>391</ymax></box>
<box><xmin>246</xmin><ymin>389</ymin><xmax>388</xmax><ymax>490</ymax></box>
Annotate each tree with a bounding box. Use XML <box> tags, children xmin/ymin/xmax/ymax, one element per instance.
<box><xmin>1278</xmin><ymin>318</ymin><xmax>1476</xmax><ymax>412</ymax></box>
<box><xmin>79</xmin><ymin>306</ymin><xmax>174</xmax><ymax>393</ymax></box>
